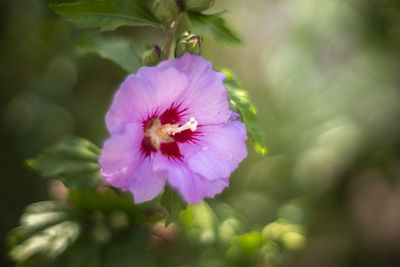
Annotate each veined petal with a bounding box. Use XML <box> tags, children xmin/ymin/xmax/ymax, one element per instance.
<box><xmin>180</xmin><ymin>120</ymin><xmax>247</xmax><ymax>180</ymax></box>
<box><xmin>99</xmin><ymin>122</ymin><xmax>143</xmax><ymax>190</ymax></box>
<box><xmin>153</xmin><ymin>154</ymin><xmax>228</xmax><ymax>204</ymax></box>
<box><xmin>158</xmin><ymin>54</ymin><xmax>232</xmax><ymax>125</ymax></box>
<box><xmin>128</xmin><ymin>157</ymin><xmax>166</xmax><ymax>203</ymax></box>
<box><xmin>106</xmin><ymin>67</ymin><xmax>189</xmax><ymax>134</ymax></box>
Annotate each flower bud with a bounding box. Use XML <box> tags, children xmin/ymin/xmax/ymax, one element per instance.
<box><xmin>141</xmin><ymin>45</ymin><xmax>163</xmax><ymax>66</ymax></box>
<box><xmin>175</xmin><ymin>32</ymin><xmax>202</xmax><ymax>58</ymax></box>
<box><xmin>183</xmin><ymin>0</ymin><xmax>214</xmax><ymax>12</ymax></box>
<box><xmin>153</xmin><ymin>0</ymin><xmax>179</xmax><ymax>23</ymax></box>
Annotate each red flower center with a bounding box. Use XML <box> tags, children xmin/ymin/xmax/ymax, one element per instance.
<box><xmin>140</xmin><ymin>105</ymin><xmax>199</xmax><ymax>159</ymax></box>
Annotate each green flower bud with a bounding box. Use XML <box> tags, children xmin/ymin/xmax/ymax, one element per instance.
<box><xmin>183</xmin><ymin>0</ymin><xmax>214</xmax><ymax>12</ymax></box>
<box><xmin>153</xmin><ymin>0</ymin><xmax>179</xmax><ymax>23</ymax></box>
<box><xmin>141</xmin><ymin>45</ymin><xmax>163</xmax><ymax>66</ymax></box>
<box><xmin>175</xmin><ymin>32</ymin><xmax>202</xmax><ymax>58</ymax></box>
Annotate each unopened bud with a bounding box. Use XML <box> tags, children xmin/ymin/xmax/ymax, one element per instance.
<box><xmin>141</xmin><ymin>44</ymin><xmax>163</xmax><ymax>66</ymax></box>
<box><xmin>175</xmin><ymin>32</ymin><xmax>202</xmax><ymax>57</ymax></box>
<box><xmin>153</xmin><ymin>0</ymin><xmax>179</xmax><ymax>23</ymax></box>
<box><xmin>183</xmin><ymin>0</ymin><xmax>214</xmax><ymax>12</ymax></box>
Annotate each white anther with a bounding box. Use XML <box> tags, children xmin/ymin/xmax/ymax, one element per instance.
<box><xmin>167</xmin><ymin>117</ymin><xmax>198</xmax><ymax>135</ymax></box>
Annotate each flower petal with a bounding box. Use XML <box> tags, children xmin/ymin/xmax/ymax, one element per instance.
<box><xmin>99</xmin><ymin>122</ymin><xmax>144</xmax><ymax>190</ymax></box>
<box><xmin>158</xmin><ymin>54</ymin><xmax>232</xmax><ymax>125</ymax></box>
<box><xmin>105</xmin><ymin>67</ymin><xmax>189</xmax><ymax>134</ymax></box>
<box><xmin>128</xmin><ymin>157</ymin><xmax>166</xmax><ymax>203</ymax></box>
<box><xmin>153</xmin><ymin>155</ymin><xmax>228</xmax><ymax>204</ymax></box>
<box><xmin>180</xmin><ymin>121</ymin><xmax>247</xmax><ymax>180</ymax></box>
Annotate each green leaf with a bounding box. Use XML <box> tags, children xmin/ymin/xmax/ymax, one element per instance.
<box><xmin>26</xmin><ymin>136</ymin><xmax>102</xmax><ymax>188</ymax></box>
<box><xmin>68</xmin><ymin>187</ymin><xmax>164</xmax><ymax>223</ymax></box>
<box><xmin>221</xmin><ymin>69</ymin><xmax>267</xmax><ymax>156</ymax></box>
<box><xmin>55</xmin><ymin>236</ymin><xmax>100</xmax><ymax>267</ymax></box>
<box><xmin>49</xmin><ymin>0</ymin><xmax>161</xmax><ymax>31</ymax></box>
<box><xmin>105</xmin><ymin>229</ymin><xmax>157</xmax><ymax>267</ymax></box>
<box><xmin>76</xmin><ymin>35</ymin><xmax>141</xmax><ymax>73</ymax></box>
<box><xmin>160</xmin><ymin>186</ymin><xmax>187</xmax><ymax>226</ymax></box>
<box><xmin>7</xmin><ymin>201</ymin><xmax>81</xmax><ymax>263</ymax></box>
<box><xmin>186</xmin><ymin>11</ymin><xmax>242</xmax><ymax>44</ymax></box>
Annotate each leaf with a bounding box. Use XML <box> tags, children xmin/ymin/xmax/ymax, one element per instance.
<box><xmin>221</xmin><ymin>69</ymin><xmax>267</xmax><ymax>156</ymax></box>
<box><xmin>26</xmin><ymin>136</ymin><xmax>102</xmax><ymax>188</ymax></box>
<box><xmin>7</xmin><ymin>201</ymin><xmax>81</xmax><ymax>263</ymax></box>
<box><xmin>76</xmin><ymin>35</ymin><xmax>141</xmax><ymax>73</ymax></box>
<box><xmin>104</xmin><ymin>229</ymin><xmax>157</xmax><ymax>267</ymax></box>
<box><xmin>160</xmin><ymin>186</ymin><xmax>187</xmax><ymax>226</ymax></box>
<box><xmin>68</xmin><ymin>187</ymin><xmax>164</xmax><ymax>223</ymax></box>
<box><xmin>49</xmin><ymin>0</ymin><xmax>161</xmax><ymax>31</ymax></box>
<box><xmin>186</xmin><ymin>11</ymin><xmax>242</xmax><ymax>44</ymax></box>
<box><xmin>55</xmin><ymin>236</ymin><xmax>100</xmax><ymax>267</ymax></box>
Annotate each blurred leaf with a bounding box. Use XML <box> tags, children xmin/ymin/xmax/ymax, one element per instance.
<box><xmin>68</xmin><ymin>187</ymin><xmax>164</xmax><ymax>224</ymax></box>
<box><xmin>186</xmin><ymin>11</ymin><xmax>242</xmax><ymax>44</ymax></box>
<box><xmin>26</xmin><ymin>136</ymin><xmax>102</xmax><ymax>188</ymax></box>
<box><xmin>76</xmin><ymin>35</ymin><xmax>141</xmax><ymax>73</ymax></box>
<box><xmin>235</xmin><ymin>231</ymin><xmax>264</xmax><ymax>258</ymax></box>
<box><xmin>180</xmin><ymin>201</ymin><xmax>216</xmax><ymax>244</ymax></box>
<box><xmin>56</xmin><ymin>236</ymin><xmax>100</xmax><ymax>267</ymax></box>
<box><xmin>221</xmin><ymin>69</ymin><xmax>266</xmax><ymax>156</ymax></box>
<box><xmin>161</xmin><ymin>186</ymin><xmax>187</xmax><ymax>226</ymax></box>
<box><xmin>8</xmin><ymin>201</ymin><xmax>81</xmax><ymax>263</ymax></box>
<box><xmin>49</xmin><ymin>0</ymin><xmax>161</xmax><ymax>31</ymax></box>
<box><xmin>105</xmin><ymin>229</ymin><xmax>157</xmax><ymax>267</ymax></box>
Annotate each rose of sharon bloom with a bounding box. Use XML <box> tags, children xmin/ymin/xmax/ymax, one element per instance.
<box><xmin>99</xmin><ymin>54</ymin><xmax>247</xmax><ymax>204</ymax></box>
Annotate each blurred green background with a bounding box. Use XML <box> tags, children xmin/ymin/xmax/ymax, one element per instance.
<box><xmin>2</xmin><ymin>0</ymin><xmax>400</xmax><ymax>266</ymax></box>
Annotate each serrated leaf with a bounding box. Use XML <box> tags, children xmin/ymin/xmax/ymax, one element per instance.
<box><xmin>76</xmin><ymin>35</ymin><xmax>141</xmax><ymax>73</ymax></box>
<box><xmin>49</xmin><ymin>0</ymin><xmax>161</xmax><ymax>31</ymax></box>
<box><xmin>26</xmin><ymin>136</ymin><xmax>102</xmax><ymax>188</ymax></box>
<box><xmin>186</xmin><ymin>11</ymin><xmax>242</xmax><ymax>44</ymax></box>
<box><xmin>221</xmin><ymin>69</ymin><xmax>267</xmax><ymax>156</ymax></box>
<box><xmin>7</xmin><ymin>201</ymin><xmax>81</xmax><ymax>263</ymax></box>
<box><xmin>160</xmin><ymin>186</ymin><xmax>186</xmax><ymax>226</ymax></box>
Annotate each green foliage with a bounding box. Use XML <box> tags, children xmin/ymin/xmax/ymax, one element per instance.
<box><xmin>68</xmin><ymin>187</ymin><xmax>164</xmax><ymax>224</ymax></box>
<box><xmin>175</xmin><ymin>31</ymin><xmax>202</xmax><ymax>57</ymax></box>
<box><xmin>55</xmin><ymin>236</ymin><xmax>100</xmax><ymax>267</ymax></box>
<box><xmin>141</xmin><ymin>45</ymin><xmax>163</xmax><ymax>67</ymax></box>
<box><xmin>49</xmin><ymin>0</ymin><xmax>161</xmax><ymax>31</ymax></box>
<box><xmin>7</xmin><ymin>191</ymin><xmax>161</xmax><ymax>266</ymax></box>
<box><xmin>177</xmin><ymin>200</ymin><xmax>305</xmax><ymax>266</ymax></box>
<box><xmin>153</xmin><ymin>0</ymin><xmax>179</xmax><ymax>23</ymax></box>
<box><xmin>7</xmin><ymin>201</ymin><xmax>81</xmax><ymax>263</ymax></box>
<box><xmin>103</xmin><ymin>230</ymin><xmax>157</xmax><ymax>267</ymax></box>
<box><xmin>186</xmin><ymin>11</ymin><xmax>242</xmax><ymax>44</ymax></box>
<box><xmin>183</xmin><ymin>0</ymin><xmax>215</xmax><ymax>12</ymax></box>
<box><xmin>221</xmin><ymin>69</ymin><xmax>267</xmax><ymax>156</ymax></box>
<box><xmin>160</xmin><ymin>186</ymin><xmax>187</xmax><ymax>226</ymax></box>
<box><xmin>76</xmin><ymin>35</ymin><xmax>141</xmax><ymax>73</ymax></box>
<box><xmin>26</xmin><ymin>137</ymin><xmax>102</xmax><ymax>188</ymax></box>
<box><xmin>180</xmin><ymin>200</ymin><xmax>243</xmax><ymax>245</ymax></box>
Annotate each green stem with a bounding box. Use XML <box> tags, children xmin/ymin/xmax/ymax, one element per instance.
<box><xmin>164</xmin><ymin>13</ymin><xmax>183</xmax><ymax>60</ymax></box>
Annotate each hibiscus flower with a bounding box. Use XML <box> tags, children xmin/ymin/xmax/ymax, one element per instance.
<box><xmin>99</xmin><ymin>54</ymin><xmax>247</xmax><ymax>204</ymax></box>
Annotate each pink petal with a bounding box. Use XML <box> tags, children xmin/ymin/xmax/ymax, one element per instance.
<box><xmin>106</xmin><ymin>67</ymin><xmax>189</xmax><ymax>134</ymax></box>
<box><xmin>99</xmin><ymin>122</ymin><xmax>143</xmax><ymax>190</ymax></box>
<box><xmin>153</xmin><ymin>154</ymin><xmax>229</xmax><ymax>204</ymax></box>
<box><xmin>158</xmin><ymin>54</ymin><xmax>232</xmax><ymax>125</ymax></box>
<box><xmin>128</xmin><ymin>157</ymin><xmax>166</xmax><ymax>203</ymax></box>
<box><xmin>180</xmin><ymin>120</ymin><xmax>247</xmax><ymax>180</ymax></box>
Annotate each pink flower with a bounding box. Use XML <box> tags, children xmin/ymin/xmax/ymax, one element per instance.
<box><xmin>99</xmin><ymin>54</ymin><xmax>247</xmax><ymax>204</ymax></box>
